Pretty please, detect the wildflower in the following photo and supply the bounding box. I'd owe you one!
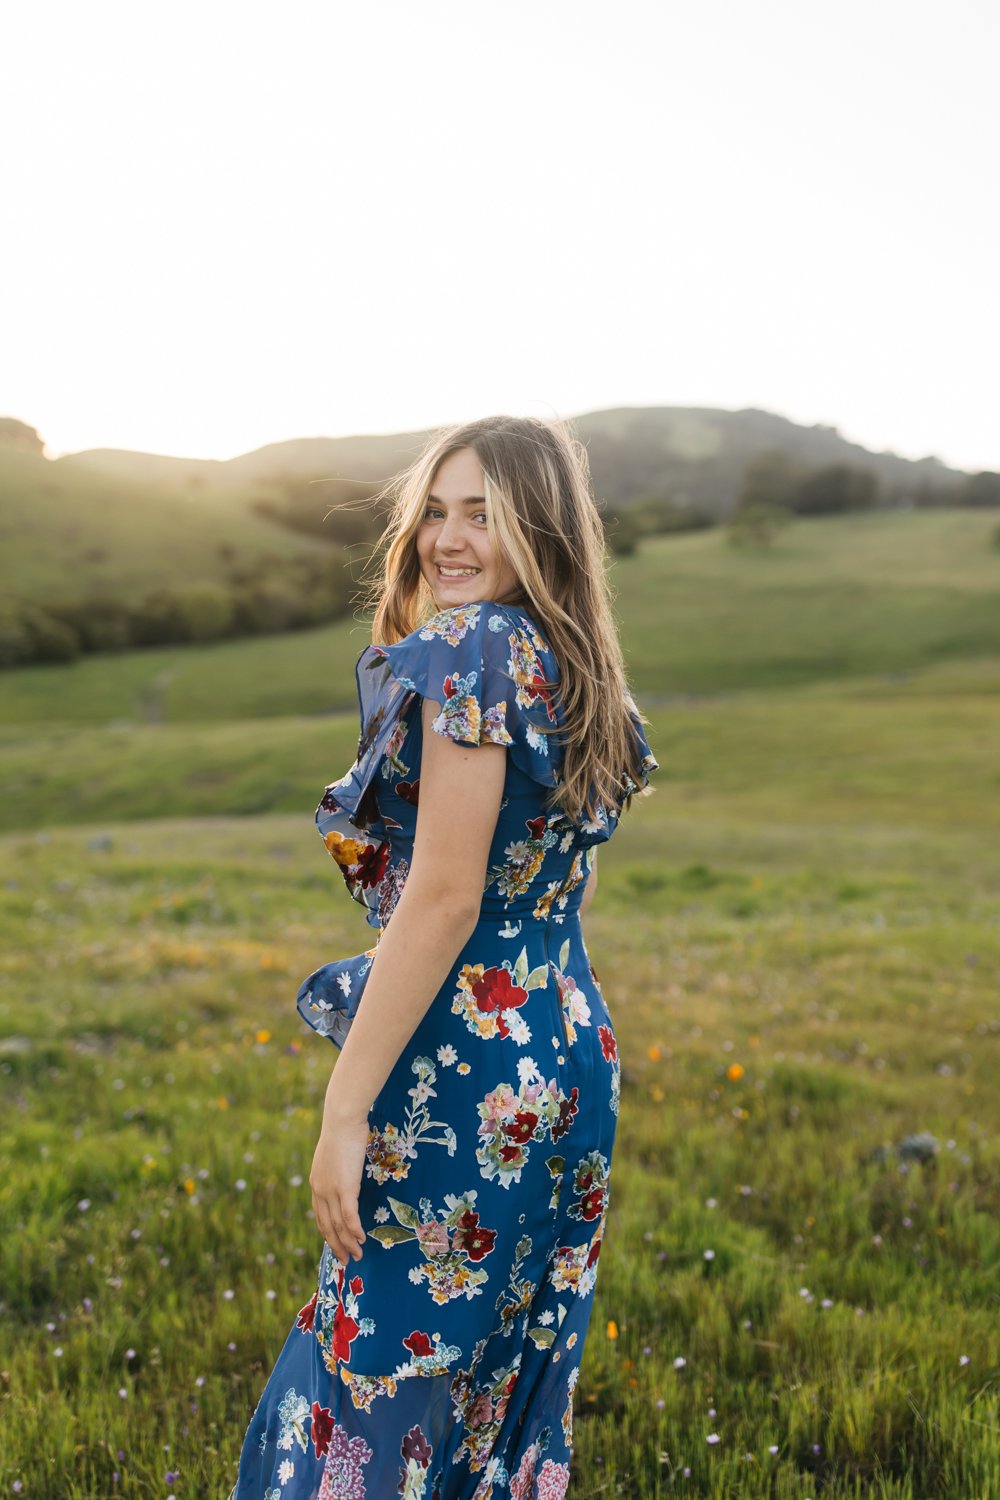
[768,1445,778,1454]
[255,1029,271,1044]
[707,1432,720,1444]
[673,1356,686,1369]
[235,1178,247,1191]
[647,1045,662,1062]
[726,1063,744,1081]
[959,1354,971,1366]
[703,1248,715,1261]
[606,1320,618,1339]
[78,1199,90,1211]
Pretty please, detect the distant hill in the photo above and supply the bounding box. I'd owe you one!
[0,447,322,605]
[58,405,969,518]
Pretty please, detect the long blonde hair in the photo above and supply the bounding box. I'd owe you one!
[353,414,654,827]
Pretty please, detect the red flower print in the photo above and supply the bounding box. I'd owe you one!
[530,671,557,721]
[443,673,460,699]
[472,967,528,1035]
[349,1275,363,1296]
[598,1024,618,1062]
[295,1289,318,1333]
[403,1329,434,1357]
[331,1300,361,1362]
[586,1237,602,1268]
[310,1401,334,1457]
[499,1143,523,1162]
[401,1422,433,1467]
[504,1109,539,1145]
[395,778,420,804]
[356,839,389,889]
[580,1187,606,1222]
[551,1086,579,1142]
[453,1208,497,1262]
[525,815,547,839]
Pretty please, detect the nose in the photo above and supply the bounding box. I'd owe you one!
[436,515,467,552]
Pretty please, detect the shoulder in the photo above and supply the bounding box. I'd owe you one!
[374,599,563,782]
[375,599,560,690]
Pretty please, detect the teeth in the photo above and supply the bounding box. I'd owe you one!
[438,567,480,577]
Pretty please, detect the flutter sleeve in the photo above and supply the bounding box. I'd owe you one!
[371,600,564,790]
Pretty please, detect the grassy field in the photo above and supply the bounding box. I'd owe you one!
[2,510,999,1496]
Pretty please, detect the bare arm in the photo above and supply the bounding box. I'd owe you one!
[310,696,506,1263]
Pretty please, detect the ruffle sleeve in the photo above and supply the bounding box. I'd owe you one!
[372,600,564,788]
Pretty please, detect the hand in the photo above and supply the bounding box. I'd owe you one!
[309,1113,370,1266]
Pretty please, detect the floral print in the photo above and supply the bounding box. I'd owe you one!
[229,599,657,1498]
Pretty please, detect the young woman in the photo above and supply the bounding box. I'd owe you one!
[228,414,658,1499]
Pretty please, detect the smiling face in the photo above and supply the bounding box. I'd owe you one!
[416,446,522,609]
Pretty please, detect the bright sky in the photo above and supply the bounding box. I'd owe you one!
[2,0,997,473]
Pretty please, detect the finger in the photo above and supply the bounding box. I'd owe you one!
[341,1196,366,1247]
[334,1212,363,1263]
[312,1192,347,1264]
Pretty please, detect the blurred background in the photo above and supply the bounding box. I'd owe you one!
[2,3,998,1496]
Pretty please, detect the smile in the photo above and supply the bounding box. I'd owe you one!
[435,566,481,578]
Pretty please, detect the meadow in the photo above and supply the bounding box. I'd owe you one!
[1,509,999,1497]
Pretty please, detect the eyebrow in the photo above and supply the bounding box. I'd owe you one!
[426,495,486,504]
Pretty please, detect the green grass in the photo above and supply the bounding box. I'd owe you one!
[2,508,999,1495]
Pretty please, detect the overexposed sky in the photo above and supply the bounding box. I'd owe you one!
[1,0,997,472]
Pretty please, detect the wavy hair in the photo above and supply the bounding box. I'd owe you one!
[349,413,653,827]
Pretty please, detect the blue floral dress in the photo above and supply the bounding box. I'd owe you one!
[228,599,657,1500]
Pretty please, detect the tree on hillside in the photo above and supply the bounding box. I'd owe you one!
[959,472,1000,507]
[738,448,806,513]
[792,463,880,515]
[251,476,386,545]
[629,493,715,535]
[0,418,44,455]
[727,499,793,549]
